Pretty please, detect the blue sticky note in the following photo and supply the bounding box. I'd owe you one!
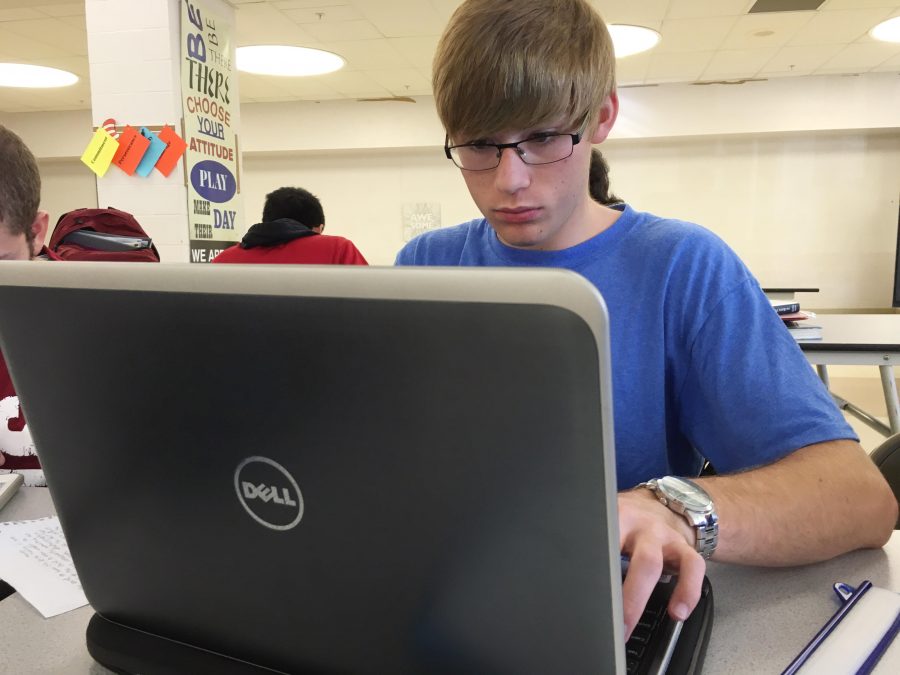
[134,127,168,177]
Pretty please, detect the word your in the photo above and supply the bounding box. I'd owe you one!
[197,117,225,140]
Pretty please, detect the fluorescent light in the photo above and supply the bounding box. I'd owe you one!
[608,24,661,58]
[870,16,900,43]
[0,63,78,88]
[236,45,345,77]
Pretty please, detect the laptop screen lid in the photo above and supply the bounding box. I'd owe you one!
[0,262,623,673]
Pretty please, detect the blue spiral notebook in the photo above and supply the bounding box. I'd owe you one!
[782,581,900,674]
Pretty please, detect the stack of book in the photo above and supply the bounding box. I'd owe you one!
[769,298,823,341]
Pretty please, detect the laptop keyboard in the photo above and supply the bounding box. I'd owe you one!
[625,575,682,675]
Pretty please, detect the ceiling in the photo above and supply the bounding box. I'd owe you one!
[0,0,898,113]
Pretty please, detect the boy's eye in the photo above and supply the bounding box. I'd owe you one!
[527,133,556,144]
[467,143,495,153]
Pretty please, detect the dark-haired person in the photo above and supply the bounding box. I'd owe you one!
[0,124,60,486]
[589,147,622,206]
[212,186,367,265]
[395,0,896,639]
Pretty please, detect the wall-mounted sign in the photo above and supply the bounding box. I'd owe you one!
[402,202,442,242]
[181,0,243,263]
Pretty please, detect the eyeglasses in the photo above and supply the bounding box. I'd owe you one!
[444,116,590,171]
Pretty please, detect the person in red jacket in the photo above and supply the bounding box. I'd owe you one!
[212,186,367,265]
[0,125,60,486]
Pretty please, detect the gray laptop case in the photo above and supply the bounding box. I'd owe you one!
[0,262,624,673]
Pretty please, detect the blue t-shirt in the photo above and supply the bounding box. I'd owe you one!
[395,205,856,488]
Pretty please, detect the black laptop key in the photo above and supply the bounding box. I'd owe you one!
[624,575,714,675]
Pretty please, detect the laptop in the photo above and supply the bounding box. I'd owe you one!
[0,262,711,674]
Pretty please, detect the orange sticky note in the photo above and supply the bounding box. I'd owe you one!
[111,125,151,175]
[155,125,188,177]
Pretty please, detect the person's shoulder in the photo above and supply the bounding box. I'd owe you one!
[395,219,487,266]
[210,243,242,263]
[320,234,368,264]
[318,233,358,247]
[622,206,740,271]
[625,206,723,249]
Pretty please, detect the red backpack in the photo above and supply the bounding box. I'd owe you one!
[49,207,160,262]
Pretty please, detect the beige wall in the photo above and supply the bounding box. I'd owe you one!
[35,159,99,248]
[602,130,900,310]
[3,73,898,309]
[239,131,900,313]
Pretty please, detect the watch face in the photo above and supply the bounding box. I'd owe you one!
[657,476,712,511]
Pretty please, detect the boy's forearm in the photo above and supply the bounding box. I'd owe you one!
[702,439,896,566]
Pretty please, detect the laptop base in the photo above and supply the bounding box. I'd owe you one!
[86,613,285,675]
[86,578,713,675]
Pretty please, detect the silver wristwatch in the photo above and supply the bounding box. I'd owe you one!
[639,476,719,559]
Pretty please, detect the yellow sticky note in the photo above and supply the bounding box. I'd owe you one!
[80,128,119,177]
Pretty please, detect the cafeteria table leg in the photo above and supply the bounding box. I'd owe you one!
[879,365,900,435]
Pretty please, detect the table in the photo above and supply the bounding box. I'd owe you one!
[2,487,899,674]
[0,488,101,674]
[797,313,900,437]
[763,288,820,301]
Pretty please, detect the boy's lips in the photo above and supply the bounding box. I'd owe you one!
[493,206,542,224]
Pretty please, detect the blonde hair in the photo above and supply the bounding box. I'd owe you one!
[433,0,616,141]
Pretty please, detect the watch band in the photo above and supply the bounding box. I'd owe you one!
[640,477,719,559]
[682,507,718,560]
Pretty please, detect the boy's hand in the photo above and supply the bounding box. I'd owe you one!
[617,488,707,639]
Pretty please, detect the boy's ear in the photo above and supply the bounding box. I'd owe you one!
[590,92,619,144]
[29,211,49,257]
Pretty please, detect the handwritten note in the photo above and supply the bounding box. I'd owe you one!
[0,516,88,617]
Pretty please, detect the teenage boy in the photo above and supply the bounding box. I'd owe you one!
[213,186,368,265]
[0,124,59,486]
[395,0,896,638]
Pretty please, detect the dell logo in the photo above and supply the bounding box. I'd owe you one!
[241,481,298,506]
[234,456,304,531]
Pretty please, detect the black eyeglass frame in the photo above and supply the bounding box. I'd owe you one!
[443,115,591,171]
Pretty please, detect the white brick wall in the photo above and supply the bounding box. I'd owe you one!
[83,0,238,262]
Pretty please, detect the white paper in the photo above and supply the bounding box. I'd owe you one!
[0,516,88,617]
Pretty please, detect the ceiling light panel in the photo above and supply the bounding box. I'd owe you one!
[870,16,900,43]
[608,24,661,58]
[0,62,78,87]
[236,45,345,77]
